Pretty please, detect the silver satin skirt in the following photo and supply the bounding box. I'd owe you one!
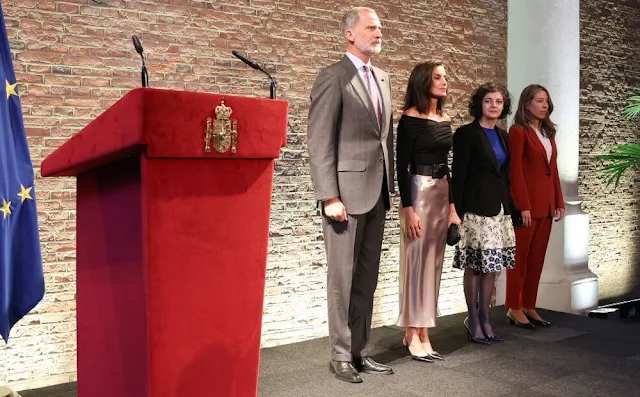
[397,175,449,328]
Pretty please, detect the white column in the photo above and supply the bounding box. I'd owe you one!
[496,0,598,314]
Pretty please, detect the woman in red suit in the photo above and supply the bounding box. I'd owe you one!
[506,84,565,328]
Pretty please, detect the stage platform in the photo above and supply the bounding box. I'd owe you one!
[20,307,640,397]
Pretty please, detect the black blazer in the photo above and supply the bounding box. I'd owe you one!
[451,120,513,218]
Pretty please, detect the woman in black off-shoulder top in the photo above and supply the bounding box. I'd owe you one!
[396,61,461,363]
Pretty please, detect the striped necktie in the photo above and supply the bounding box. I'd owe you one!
[363,65,382,127]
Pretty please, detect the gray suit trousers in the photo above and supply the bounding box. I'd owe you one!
[323,193,386,362]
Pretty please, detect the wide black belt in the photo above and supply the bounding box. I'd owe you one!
[410,163,448,179]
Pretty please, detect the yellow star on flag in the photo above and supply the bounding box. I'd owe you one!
[18,184,33,203]
[1,199,12,219]
[6,79,18,99]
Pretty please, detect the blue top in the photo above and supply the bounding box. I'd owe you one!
[482,127,507,168]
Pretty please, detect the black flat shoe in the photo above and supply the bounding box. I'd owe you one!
[353,357,394,374]
[506,312,535,330]
[403,338,434,363]
[329,360,362,383]
[524,313,552,327]
[464,318,491,345]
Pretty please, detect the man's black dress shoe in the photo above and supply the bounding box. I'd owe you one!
[329,360,362,383]
[353,357,394,375]
[524,313,552,327]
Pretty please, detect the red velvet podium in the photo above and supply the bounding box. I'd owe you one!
[41,88,288,397]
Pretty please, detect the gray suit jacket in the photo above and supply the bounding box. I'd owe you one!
[307,56,395,215]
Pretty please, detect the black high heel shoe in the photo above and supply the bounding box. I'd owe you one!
[463,318,490,345]
[403,338,433,363]
[506,311,535,330]
[481,329,504,343]
[524,312,552,327]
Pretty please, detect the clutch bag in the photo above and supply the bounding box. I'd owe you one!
[511,210,524,228]
[446,223,461,246]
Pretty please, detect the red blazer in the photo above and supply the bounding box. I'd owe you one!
[508,124,564,219]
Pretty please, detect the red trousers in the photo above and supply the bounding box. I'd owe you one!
[505,218,553,310]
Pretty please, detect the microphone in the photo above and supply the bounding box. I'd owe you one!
[232,50,277,99]
[232,50,261,70]
[131,35,149,88]
[132,35,144,55]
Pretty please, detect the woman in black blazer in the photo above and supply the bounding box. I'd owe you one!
[451,83,516,344]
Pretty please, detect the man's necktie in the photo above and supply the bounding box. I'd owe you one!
[363,65,382,128]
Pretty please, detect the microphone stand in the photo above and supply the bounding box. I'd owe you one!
[140,54,149,88]
[263,69,277,100]
[132,35,149,88]
[231,51,277,99]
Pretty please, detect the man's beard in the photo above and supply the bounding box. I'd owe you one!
[355,40,382,56]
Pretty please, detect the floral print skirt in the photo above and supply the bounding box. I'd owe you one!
[453,205,516,273]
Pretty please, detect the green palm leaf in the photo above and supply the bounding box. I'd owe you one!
[598,92,640,187]
[597,143,640,187]
[621,96,640,119]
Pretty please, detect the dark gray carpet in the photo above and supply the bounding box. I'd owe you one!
[19,307,640,397]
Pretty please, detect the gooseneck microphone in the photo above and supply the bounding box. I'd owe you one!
[132,35,143,55]
[232,50,277,99]
[132,35,149,87]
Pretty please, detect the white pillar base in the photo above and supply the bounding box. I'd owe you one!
[536,274,599,314]
[495,268,599,314]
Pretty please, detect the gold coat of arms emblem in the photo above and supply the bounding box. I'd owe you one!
[205,99,238,154]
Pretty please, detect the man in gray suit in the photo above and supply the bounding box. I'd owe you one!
[307,6,395,383]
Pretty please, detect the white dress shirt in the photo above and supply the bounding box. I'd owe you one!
[532,125,552,162]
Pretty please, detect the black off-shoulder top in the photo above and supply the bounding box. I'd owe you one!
[396,115,453,207]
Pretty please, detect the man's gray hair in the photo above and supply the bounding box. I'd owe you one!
[340,7,376,38]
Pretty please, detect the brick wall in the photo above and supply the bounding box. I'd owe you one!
[0,0,636,392]
[579,0,640,304]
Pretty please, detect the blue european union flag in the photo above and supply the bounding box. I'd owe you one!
[0,4,44,343]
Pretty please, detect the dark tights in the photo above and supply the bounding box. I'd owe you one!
[463,268,497,338]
